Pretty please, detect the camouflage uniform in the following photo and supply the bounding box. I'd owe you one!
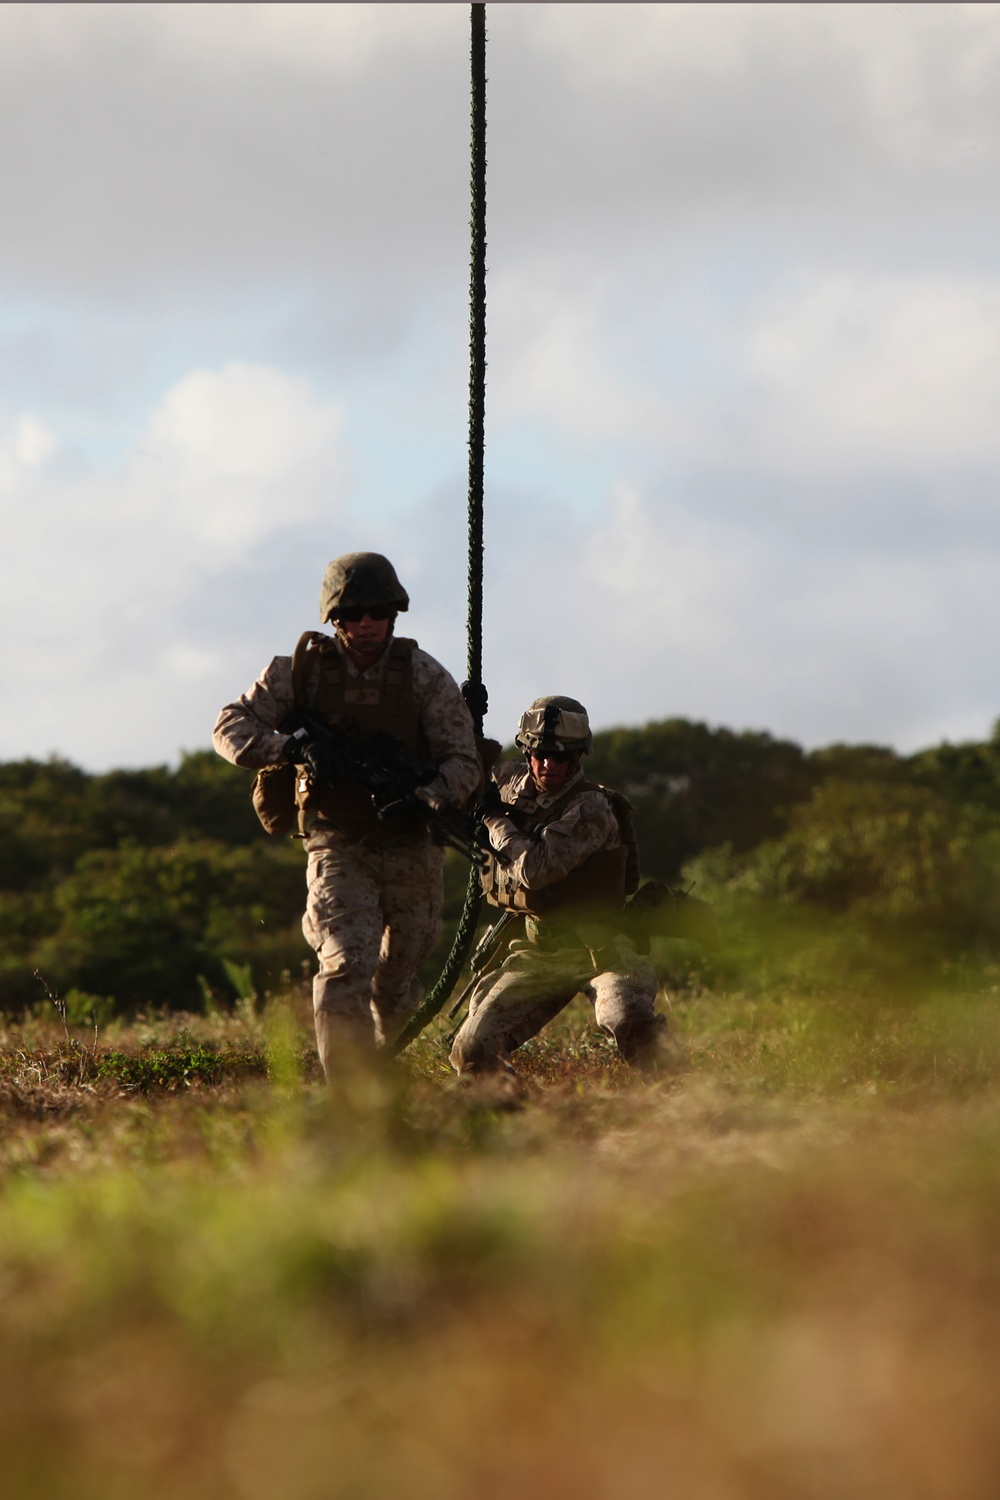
[214,639,480,1072]
[450,759,666,1077]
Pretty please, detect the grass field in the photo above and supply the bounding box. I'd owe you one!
[3,963,1000,1500]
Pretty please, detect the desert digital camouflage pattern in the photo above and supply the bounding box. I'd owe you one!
[212,638,480,808]
[449,930,666,1076]
[515,695,593,754]
[213,631,479,1075]
[450,760,670,1076]
[484,760,621,890]
[303,837,445,1068]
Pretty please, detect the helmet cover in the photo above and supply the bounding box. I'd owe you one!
[515,695,593,755]
[319,552,409,623]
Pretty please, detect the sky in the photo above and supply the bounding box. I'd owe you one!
[2,1,1000,770]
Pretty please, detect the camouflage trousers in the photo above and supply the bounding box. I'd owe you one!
[449,932,666,1077]
[302,832,445,1076]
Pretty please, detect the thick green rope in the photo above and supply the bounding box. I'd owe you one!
[392,4,488,1056]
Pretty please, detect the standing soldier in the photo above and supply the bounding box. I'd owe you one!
[213,552,481,1078]
[450,696,674,1081]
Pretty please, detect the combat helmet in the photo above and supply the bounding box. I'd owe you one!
[515,696,593,755]
[319,552,410,623]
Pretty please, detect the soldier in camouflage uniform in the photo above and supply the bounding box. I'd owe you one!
[213,553,480,1078]
[450,696,672,1080]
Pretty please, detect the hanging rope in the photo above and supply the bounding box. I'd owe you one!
[392,3,488,1056]
[465,0,488,720]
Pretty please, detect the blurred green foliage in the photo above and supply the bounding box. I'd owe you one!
[590,718,1000,999]
[5,720,1000,1015]
[5,967,1000,1497]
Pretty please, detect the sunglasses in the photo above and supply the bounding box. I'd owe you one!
[334,607,394,623]
[532,749,573,763]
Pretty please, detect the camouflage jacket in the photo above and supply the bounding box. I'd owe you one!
[212,635,481,811]
[483,760,621,893]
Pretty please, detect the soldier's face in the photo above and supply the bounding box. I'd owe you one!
[334,609,392,655]
[529,752,573,793]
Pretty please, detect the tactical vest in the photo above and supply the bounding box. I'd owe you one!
[480,771,640,918]
[292,631,431,840]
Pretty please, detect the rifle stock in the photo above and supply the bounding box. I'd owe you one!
[626,881,721,953]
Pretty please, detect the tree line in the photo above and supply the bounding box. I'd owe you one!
[4,718,1000,1015]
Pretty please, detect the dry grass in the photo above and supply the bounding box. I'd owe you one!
[2,976,1000,1499]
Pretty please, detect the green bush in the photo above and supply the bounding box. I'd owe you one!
[7,719,1000,1014]
[739,780,1000,940]
[682,779,1000,1000]
[28,838,308,1014]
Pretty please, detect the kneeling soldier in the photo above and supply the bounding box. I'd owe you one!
[450,696,672,1079]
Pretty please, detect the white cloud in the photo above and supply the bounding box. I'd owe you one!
[139,364,347,549]
[2,4,1000,766]
[489,266,1000,493]
[740,274,1000,472]
[3,3,999,307]
[486,2,1000,261]
[471,479,1000,754]
[0,3,461,79]
[0,364,348,765]
[0,414,58,488]
[0,4,470,299]
[157,2,460,78]
[489,274,672,446]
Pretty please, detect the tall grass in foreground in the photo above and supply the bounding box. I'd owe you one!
[3,963,1000,1499]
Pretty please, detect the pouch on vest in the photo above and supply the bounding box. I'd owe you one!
[251,762,298,836]
[482,843,628,919]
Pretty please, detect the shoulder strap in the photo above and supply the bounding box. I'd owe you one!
[290,630,332,709]
[383,636,416,703]
[542,775,604,823]
[541,779,640,893]
[597,785,641,896]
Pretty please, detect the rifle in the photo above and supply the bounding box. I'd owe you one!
[447,909,521,1021]
[281,706,499,871]
[442,909,523,1043]
[625,881,721,953]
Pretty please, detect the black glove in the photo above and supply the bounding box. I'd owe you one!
[462,680,489,720]
[283,730,325,782]
[477,779,504,817]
